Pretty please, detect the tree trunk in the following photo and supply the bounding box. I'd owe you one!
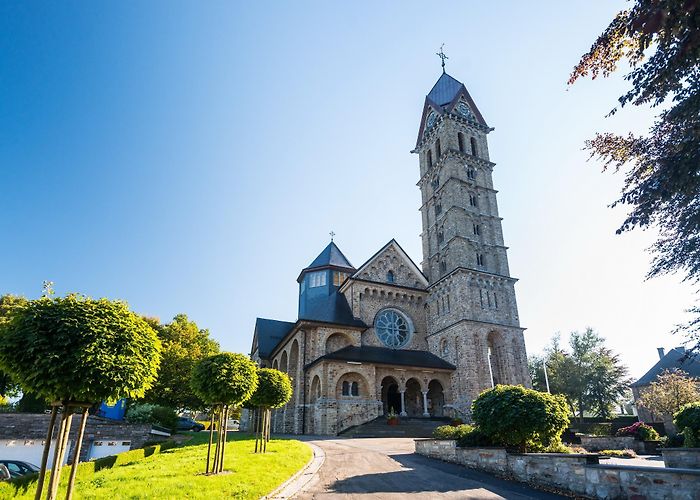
[65,406,89,500]
[48,406,73,500]
[206,410,215,474]
[211,406,222,474]
[34,405,58,500]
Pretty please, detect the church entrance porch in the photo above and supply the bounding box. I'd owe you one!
[404,378,424,417]
[427,379,445,417]
[380,376,401,416]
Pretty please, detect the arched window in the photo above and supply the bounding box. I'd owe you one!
[437,231,444,244]
[351,382,359,396]
[342,381,350,396]
[470,137,478,156]
[458,132,465,153]
[427,150,433,168]
[386,270,395,283]
[440,260,447,274]
[440,338,448,357]
[374,308,414,348]
[469,194,478,207]
[467,168,476,180]
[436,138,441,159]
[476,253,485,266]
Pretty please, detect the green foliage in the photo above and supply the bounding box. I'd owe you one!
[674,401,700,446]
[125,403,178,430]
[539,330,630,421]
[456,427,493,448]
[615,421,660,440]
[432,424,474,440]
[247,368,292,409]
[588,423,613,436]
[16,392,48,413]
[190,352,258,406]
[0,295,161,403]
[472,385,570,452]
[599,449,636,458]
[638,369,700,418]
[0,295,27,398]
[569,1,700,351]
[142,314,220,411]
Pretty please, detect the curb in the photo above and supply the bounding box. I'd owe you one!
[264,441,325,499]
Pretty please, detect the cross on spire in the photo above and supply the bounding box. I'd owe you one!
[329,231,336,242]
[436,44,448,73]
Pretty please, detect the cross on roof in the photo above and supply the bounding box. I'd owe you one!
[436,44,448,73]
[329,231,336,241]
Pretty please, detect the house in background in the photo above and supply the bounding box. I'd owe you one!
[631,346,700,430]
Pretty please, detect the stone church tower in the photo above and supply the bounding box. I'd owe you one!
[414,70,531,416]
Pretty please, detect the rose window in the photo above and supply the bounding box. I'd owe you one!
[374,309,412,349]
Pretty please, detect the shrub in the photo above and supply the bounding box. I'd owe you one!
[126,403,178,430]
[588,423,612,436]
[471,385,570,452]
[615,421,660,441]
[457,427,493,448]
[674,402,700,435]
[433,424,473,440]
[599,449,636,458]
[661,433,685,448]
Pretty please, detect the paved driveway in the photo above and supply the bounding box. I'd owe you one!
[294,438,565,499]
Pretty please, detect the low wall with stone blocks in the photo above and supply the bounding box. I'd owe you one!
[661,448,700,469]
[0,413,158,463]
[415,439,700,499]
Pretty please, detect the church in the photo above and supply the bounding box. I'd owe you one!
[243,67,531,435]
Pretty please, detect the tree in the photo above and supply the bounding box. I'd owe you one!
[142,314,220,411]
[0,294,161,500]
[246,368,292,453]
[674,401,700,446]
[569,1,700,350]
[638,369,700,419]
[191,353,258,475]
[0,295,27,398]
[542,329,631,422]
[471,385,570,452]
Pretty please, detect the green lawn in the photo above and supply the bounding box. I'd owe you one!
[0,433,311,499]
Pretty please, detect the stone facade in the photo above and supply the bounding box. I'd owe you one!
[416,439,700,499]
[244,71,530,436]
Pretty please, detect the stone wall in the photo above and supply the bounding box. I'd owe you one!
[0,413,158,462]
[662,448,700,469]
[581,435,639,452]
[415,439,700,499]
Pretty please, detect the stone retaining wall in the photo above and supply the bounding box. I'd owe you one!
[661,448,700,469]
[0,413,158,462]
[415,439,700,499]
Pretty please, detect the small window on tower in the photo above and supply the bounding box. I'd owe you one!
[436,138,442,159]
[473,223,481,236]
[333,271,348,287]
[437,231,444,244]
[440,261,447,274]
[309,271,327,288]
[467,168,476,180]
[458,132,465,153]
[351,381,359,396]
[342,381,350,396]
[435,203,442,215]
[471,137,478,157]
[386,270,395,283]
[427,150,433,169]
[440,338,448,357]
[476,253,485,266]
[469,194,478,207]
[431,177,439,190]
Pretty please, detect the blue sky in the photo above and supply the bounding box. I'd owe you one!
[1,1,695,379]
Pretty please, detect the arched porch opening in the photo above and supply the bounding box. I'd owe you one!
[380,376,401,416]
[427,380,445,417]
[405,378,423,417]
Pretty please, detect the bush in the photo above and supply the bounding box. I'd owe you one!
[615,421,660,441]
[471,385,570,452]
[674,402,700,434]
[457,427,493,448]
[126,403,178,430]
[433,424,473,440]
[588,423,612,436]
[661,433,685,448]
[599,449,636,458]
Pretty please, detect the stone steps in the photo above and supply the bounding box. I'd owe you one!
[340,417,448,438]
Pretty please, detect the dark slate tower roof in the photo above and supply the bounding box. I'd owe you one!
[631,347,700,387]
[427,73,464,106]
[298,241,355,282]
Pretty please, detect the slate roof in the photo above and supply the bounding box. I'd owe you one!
[299,292,367,328]
[254,318,295,359]
[631,347,700,387]
[427,72,464,107]
[303,242,355,272]
[308,345,455,370]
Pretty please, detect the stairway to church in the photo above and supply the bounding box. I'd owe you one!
[338,417,450,438]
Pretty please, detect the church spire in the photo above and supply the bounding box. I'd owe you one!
[436,44,448,74]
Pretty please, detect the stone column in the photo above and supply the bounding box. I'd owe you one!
[400,390,407,417]
[422,391,430,417]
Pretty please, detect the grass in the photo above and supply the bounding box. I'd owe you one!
[0,432,311,499]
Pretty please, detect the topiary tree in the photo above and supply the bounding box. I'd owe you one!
[472,385,570,452]
[674,401,700,448]
[191,353,258,474]
[0,294,161,500]
[246,368,292,453]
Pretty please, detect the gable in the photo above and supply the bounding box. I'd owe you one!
[352,240,428,289]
